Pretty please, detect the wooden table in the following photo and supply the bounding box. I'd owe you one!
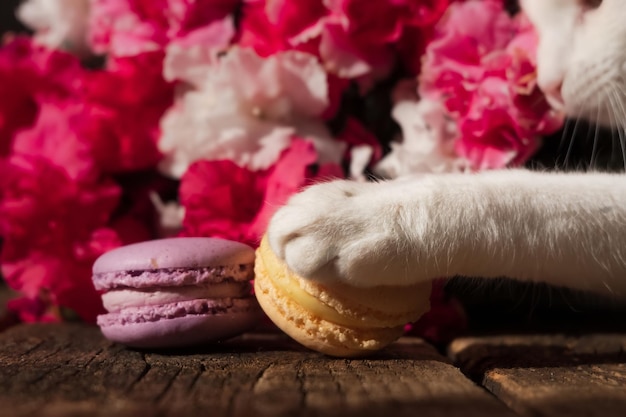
[1,320,626,417]
[2,279,626,417]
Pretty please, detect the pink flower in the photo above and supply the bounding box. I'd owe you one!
[89,0,238,56]
[237,0,322,57]
[0,39,171,322]
[81,52,174,174]
[11,102,98,181]
[0,38,175,323]
[179,159,266,245]
[0,78,37,157]
[179,139,339,247]
[456,77,537,169]
[239,0,450,82]
[419,0,563,170]
[7,296,60,323]
[421,0,516,114]
[0,156,122,322]
[1,38,172,178]
[0,37,83,156]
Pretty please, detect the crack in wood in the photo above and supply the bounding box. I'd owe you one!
[247,358,307,416]
[450,334,626,417]
[295,360,307,411]
[130,352,152,389]
[2,338,45,358]
[187,362,206,393]
[82,348,104,369]
[153,367,183,403]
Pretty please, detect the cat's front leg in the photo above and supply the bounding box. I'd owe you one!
[267,177,447,287]
[268,170,626,296]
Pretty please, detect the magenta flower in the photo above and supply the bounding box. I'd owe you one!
[179,139,340,247]
[89,0,238,56]
[239,0,450,82]
[0,155,121,322]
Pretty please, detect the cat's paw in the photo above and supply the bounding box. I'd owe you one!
[267,180,427,287]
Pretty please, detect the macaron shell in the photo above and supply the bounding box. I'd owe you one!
[254,273,402,357]
[253,235,432,357]
[98,298,261,348]
[93,237,255,274]
[255,236,430,328]
[100,312,260,349]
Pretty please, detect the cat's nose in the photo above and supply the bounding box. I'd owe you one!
[541,80,565,111]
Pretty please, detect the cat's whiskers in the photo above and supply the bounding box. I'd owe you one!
[613,84,626,171]
[604,87,618,162]
[605,90,619,168]
[589,99,602,169]
[557,118,574,170]
[564,110,584,170]
[606,85,626,171]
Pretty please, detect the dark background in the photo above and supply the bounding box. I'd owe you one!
[1,0,27,35]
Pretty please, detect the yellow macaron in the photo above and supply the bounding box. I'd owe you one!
[254,235,432,357]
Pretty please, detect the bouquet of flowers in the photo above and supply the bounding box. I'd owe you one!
[0,0,563,333]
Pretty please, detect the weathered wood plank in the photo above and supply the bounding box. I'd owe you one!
[0,323,514,417]
[449,334,626,417]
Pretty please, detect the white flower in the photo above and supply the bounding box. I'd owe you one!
[375,81,470,178]
[163,16,235,88]
[158,47,345,178]
[17,0,91,56]
[149,192,185,238]
[349,145,374,182]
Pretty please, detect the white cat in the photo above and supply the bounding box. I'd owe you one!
[267,0,626,297]
[522,0,622,125]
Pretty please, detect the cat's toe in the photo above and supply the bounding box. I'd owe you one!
[267,202,336,279]
[267,180,369,281]
[267,205,309,260]
[267,177,442,287]
[281,233,339,281]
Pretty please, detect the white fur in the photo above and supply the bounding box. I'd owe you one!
[521,0,626,125]
[266,0,626,298]
[268,171,626,296]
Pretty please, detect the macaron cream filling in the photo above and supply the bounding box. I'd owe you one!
[102,281,253,312]
[93,265,254,291]
[97,298,256,326]
[256,249,369,328]
[256,238,408,330]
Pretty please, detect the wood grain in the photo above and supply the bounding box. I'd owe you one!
[449,334,626,417]
[0,323,513,417]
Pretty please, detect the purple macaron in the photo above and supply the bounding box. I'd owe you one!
[92,237,261,348]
